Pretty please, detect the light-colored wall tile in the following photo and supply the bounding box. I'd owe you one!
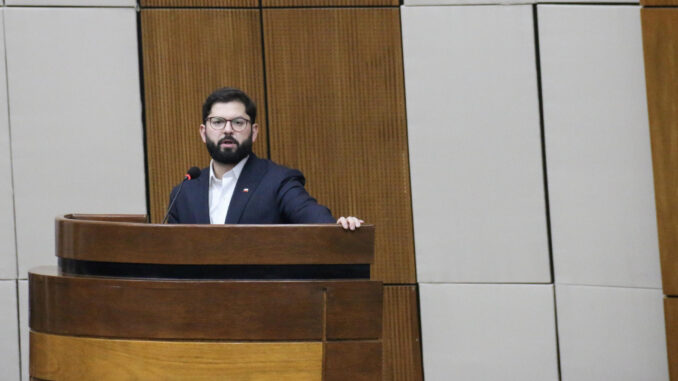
[0,280,21,381]
[403,5,550,283]
[539,5,661,288]
[18,279,27,381]
[6,8,146,278]
[0,10,17,280]
[419,283,559,380]
[405,0,534,5]
[556,284,668,380]
[6,0,135,6]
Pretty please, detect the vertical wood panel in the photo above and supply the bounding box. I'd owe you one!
[642,8,678,295]
[142,9,267,222]
[665,297,678,380]
[141,0,258,7]
[263,8,414,283]
[382,286,423,381]
[641,0,678,6]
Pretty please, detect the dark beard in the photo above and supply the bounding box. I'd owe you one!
[205,133,253,165]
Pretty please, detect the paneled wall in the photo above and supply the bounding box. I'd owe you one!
[642,3,678,379]
[403,2,668,381]
[0,1,669,380]
[539,5,667,379]
[0,2,147,380]
[140,2,421,380]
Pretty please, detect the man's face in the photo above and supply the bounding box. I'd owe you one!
[200,101,258,165]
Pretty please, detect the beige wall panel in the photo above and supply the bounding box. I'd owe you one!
[7,0,134,5]
[539,5,661,288]
[556,285,668,380]
[419,283,559,380]
[142,9,267,223]
[0,281,20,381]
[31,332,322,380]
[403,5,549,283]
[0,9,16,280]
[263,8,413,283]
[382,286,423,381]
[6,8,146,277]
[19,279,27,381]
[642,9,678,295]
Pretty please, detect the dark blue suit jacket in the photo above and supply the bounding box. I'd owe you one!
[167,154,335,224]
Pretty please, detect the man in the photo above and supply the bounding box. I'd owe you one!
[167,87,363,230]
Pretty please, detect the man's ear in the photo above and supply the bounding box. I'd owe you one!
[251,123,259,143]
[199,124,207,143]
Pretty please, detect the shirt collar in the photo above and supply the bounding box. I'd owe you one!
[209,155,250,185]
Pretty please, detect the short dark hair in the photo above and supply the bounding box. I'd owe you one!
[202,87,257,124]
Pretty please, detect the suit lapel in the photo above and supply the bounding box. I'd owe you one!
[225,154,266,223]
[194,168,210,224]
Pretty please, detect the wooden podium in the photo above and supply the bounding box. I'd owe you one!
[29,214,382,381]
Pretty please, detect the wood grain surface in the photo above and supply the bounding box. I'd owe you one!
[30,331,323,381]
[141,9,267,223]
[324,341,383,381]
[641,0,678,6]
[263,0,398,6]
[642,9,678,295]
[142,0,258,6]
[326,281,383,339]
[30,267,382,341]
[68,214,148,223]
[263,8,414,283]
[382,286,423,381]
[666,297,678,380]
[56,215,374,265]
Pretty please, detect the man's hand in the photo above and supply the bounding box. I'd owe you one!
[336,216,364,231]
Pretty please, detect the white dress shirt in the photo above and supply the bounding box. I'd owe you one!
[208,156,249,224]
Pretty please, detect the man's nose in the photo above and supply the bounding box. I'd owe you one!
[223,120,234,133]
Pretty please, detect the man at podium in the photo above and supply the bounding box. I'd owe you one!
[167,87,362,230]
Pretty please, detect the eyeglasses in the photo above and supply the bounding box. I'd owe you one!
[206,116,251,132]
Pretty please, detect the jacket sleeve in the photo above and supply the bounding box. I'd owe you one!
[276,169,335,224]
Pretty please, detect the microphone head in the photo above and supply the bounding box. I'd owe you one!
[186,166,201,180]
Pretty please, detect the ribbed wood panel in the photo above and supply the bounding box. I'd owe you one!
[141,0,257,6]
[30,332,322,380]
[262,0,398,6]
[382,286,423,381]
[665,297,678,380]
[642,9,678,295]
[263,8,414,283]
[141,9,267,223]
[641,0,678,6]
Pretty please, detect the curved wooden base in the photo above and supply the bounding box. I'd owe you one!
[30,331,322,380]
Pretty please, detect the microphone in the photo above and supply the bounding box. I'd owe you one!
[163,167,201,224]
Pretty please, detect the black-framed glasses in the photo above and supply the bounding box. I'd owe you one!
[206,116,251,132]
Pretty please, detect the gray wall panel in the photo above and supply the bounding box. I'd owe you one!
[18,279,26,381]
[419,283,559,380]
[0,10,16,280]
[403,5,550,283]
[7,0,135,5]
[6,8,146,277]
[556,284,668,380]
[0,280,20,381]
[539,5,661,288]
